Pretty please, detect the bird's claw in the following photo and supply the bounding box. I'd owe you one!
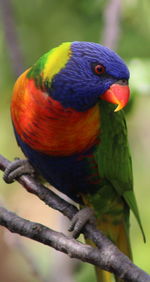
[3,158,35,183]
[68,207,96,238]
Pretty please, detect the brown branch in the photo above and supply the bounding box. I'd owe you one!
[0,154,150,282]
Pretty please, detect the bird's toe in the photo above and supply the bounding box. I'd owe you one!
[3,158,35,183]
[68,207,96,238]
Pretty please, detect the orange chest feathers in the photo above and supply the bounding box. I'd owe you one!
[11,72,101,156]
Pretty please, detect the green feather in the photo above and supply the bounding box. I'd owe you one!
[82,99,145,282]
[123,190,146,242]
[93,100,145,241]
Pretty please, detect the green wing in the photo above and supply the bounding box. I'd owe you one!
[94,100,145,241]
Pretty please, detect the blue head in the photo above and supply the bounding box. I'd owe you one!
[47,41,130,111]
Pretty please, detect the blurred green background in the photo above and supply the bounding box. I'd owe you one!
[0,0,150,281]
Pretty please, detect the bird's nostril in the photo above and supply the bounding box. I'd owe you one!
[122,79,128,85]
[116,79,128,86]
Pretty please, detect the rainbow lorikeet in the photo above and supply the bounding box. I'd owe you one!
[5,42,145,281]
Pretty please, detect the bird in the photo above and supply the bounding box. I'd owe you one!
[4,41,145,282]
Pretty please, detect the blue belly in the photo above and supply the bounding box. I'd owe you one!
[15,131,100,202]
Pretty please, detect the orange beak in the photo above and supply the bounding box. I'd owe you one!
[100,84,130,112]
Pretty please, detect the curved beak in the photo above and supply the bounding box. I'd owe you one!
[100,82,130,112]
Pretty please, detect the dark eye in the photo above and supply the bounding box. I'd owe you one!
[92,63,105,75]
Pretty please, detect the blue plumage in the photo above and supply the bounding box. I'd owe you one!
[49,42,129,111]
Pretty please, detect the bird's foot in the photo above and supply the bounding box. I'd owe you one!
[68,207,96,238]
[3,158,35,183]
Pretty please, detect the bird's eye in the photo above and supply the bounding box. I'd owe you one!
[92,64,105,75]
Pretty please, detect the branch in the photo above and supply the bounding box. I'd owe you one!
[0,0,24,77]
[0,154,150,282]
[0,205,122,271]
[102,0,122,50]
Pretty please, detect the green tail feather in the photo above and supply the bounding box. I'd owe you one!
[123,190,146,242]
